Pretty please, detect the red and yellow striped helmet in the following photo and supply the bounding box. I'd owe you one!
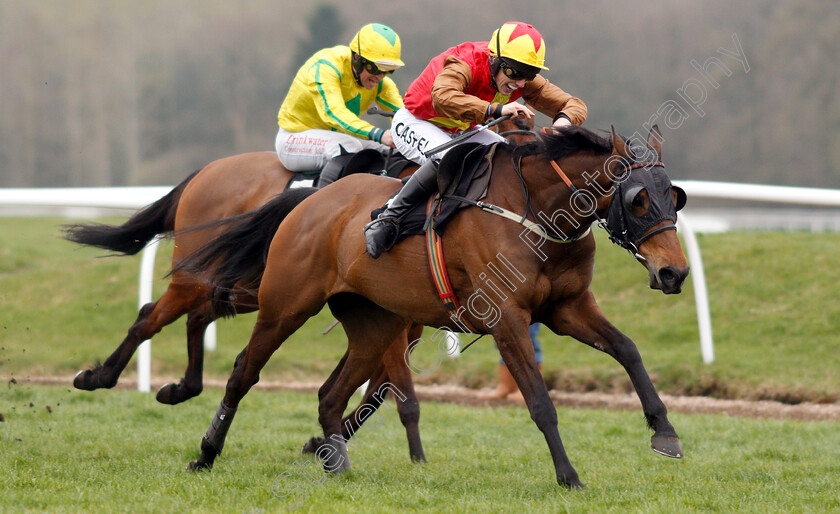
[488,21,549,71]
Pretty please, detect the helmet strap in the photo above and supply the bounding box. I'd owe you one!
[351,30,366,86]
[489,27,504,91]
[350,51,364,86]
[488,56,502,91]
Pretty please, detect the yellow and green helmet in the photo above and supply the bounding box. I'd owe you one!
[349,23,404,71]
[488,21,549,71]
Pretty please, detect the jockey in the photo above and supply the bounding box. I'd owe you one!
[275,23,405,187]
[364,21,587,258]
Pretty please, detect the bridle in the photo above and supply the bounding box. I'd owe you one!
[442,130,678,260]
[608,161,677,246]
[547,158,677,263]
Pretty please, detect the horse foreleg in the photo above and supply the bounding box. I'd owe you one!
[494,316,584,489]
[547,291,682,459]
[74,282,203,391]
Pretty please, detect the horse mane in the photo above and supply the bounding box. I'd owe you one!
[509,125,612,161]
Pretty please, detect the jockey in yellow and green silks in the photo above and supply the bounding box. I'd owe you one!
[275,23,405,177]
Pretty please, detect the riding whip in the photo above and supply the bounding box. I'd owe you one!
[422,115,512,159]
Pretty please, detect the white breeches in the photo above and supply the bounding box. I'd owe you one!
[390,107,506,165]
[275,127,390,172]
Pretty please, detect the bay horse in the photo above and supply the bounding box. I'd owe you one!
[64,151,383,400]
[61,117,530,463]
[183,124,689,489]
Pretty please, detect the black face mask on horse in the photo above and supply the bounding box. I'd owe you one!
[604,143,687,257]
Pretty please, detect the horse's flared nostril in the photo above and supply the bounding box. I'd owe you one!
[659,267,677,285]
[658,266,689,293]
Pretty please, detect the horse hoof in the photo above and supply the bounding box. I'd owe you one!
[558,476,586,489]
[73,370,95,390]
[651,434,683,458]
[156,381,201,405]
[301,437,323,455]
[319,440,351,474]
[187,459,213,472]
[156,383,177,404]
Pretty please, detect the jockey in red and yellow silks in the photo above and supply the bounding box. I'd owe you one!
[365,21,588,258]
[274,23,404,181]
[403,41,515,132]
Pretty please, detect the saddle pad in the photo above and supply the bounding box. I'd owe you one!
[285,172,319,191]
[284,150,412,192]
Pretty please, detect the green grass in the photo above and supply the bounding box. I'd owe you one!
[1,385,838,513]
[1,217,839,403]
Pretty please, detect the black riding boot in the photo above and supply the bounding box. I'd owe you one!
[316,156,344,189]
[363,159,439,258]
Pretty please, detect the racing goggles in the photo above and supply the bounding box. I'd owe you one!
[500,58,539,81]
[360,58,394,75]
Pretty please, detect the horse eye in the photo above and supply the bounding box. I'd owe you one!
[628,188,650,215]
[632,191,647,208]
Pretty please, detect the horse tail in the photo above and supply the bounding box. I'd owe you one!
[171,187,319,317]
[62,170,200,255]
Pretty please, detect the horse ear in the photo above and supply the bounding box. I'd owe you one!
[611,125,633,160]
[672,185,687,211]
[647,124,663,159]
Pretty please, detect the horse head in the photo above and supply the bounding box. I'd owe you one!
[606,125,689,293]
[522,124,689,294]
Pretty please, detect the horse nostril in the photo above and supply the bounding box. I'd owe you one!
[658,267,680,288]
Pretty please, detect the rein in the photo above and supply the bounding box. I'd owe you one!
[629,162,665,169]
[439,134,592,244]
[440,136,674,258]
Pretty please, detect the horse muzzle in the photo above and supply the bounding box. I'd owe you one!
[650,265,690,294]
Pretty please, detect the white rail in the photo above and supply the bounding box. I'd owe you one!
[3,181,840,388]
[675,180,840,205]
[675,215,714,363]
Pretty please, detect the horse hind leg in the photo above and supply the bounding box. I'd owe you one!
[304,356,424,461]
[161,290,260,404]
[155,302,215,405]
[74,281,204,391]
[188,308,318,472]
[307,324,425,462]
[302,350,353,454]
[382,324,425,462]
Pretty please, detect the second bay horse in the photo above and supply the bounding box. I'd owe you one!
[63,148,428,461]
